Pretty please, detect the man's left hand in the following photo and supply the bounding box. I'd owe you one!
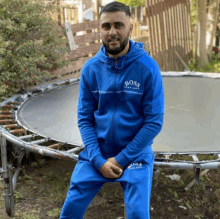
[108,157,123,170]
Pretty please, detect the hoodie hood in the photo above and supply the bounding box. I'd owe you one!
[95,39,146,71]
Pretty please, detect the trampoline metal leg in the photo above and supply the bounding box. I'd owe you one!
[12,151,25,192]
[124,204,128,219]
[0,131,15,217]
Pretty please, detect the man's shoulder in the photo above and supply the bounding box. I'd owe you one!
[133,54,162,82]
[136,53,160,71]
[82,56,99,72]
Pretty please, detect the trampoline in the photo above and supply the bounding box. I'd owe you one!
[1,72,220,216]
[17,74,220,153]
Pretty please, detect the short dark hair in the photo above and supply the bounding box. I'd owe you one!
[99,2,131,18]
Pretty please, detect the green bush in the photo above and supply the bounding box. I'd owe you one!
[199,55,220,73]
[118,0,145,8]
[0,0,68,99]
[189,55,220,73]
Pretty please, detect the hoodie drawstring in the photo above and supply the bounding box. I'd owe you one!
[116,58,125,69]
[104,58,112,68]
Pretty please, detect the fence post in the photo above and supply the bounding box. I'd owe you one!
[65,22,76,51]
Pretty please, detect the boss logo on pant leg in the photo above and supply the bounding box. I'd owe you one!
[127,162,143,169]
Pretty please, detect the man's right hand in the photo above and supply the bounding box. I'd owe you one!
[99,161,123,179]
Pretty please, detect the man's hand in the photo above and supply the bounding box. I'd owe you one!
[107,157,123,170]
[99,160,123,179]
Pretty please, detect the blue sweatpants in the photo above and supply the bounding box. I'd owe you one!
[60,153,154,219]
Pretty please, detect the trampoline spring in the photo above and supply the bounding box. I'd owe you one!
[3,124,17,129]
[10,129,25,134]
[7,101,20,105]
[48,143,63,149]
[0,115,12,119]
[0,110,11,114]
[0,119,13,124]
[62,142,82,148]
[1,105,14,109]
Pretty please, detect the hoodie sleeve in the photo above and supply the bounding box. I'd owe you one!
[115,61,164,168]
[77,72,107,170]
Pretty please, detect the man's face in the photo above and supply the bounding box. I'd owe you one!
[100,11,133,55]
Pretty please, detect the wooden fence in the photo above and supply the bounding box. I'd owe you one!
[144,0,193,71]
[50,19,150,81]
[50,20,102,80]
[50,0,193,79]
[100,0,193,71]
[130,6,148,38]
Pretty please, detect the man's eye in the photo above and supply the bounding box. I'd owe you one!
[102,24,110,29]
[115,23,123,28]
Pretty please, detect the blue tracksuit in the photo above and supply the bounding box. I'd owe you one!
[60,40,164,219]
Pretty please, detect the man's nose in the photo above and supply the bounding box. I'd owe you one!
[109,26,117,36]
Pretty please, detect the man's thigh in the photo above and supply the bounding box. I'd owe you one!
[119,153,155,219]
[60,160,107,219]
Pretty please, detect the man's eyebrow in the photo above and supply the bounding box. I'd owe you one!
[101,22,124,26]
[101,22,110,26]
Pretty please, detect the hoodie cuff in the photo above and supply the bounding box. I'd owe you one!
[115,152,130,169]
[91,153,107,170]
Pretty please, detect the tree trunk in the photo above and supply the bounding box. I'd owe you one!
[197,0,209,68]
[57,0,61,26]
[206,0,220,60]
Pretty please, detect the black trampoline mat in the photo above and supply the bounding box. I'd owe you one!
[17,83,82,145]
[17,77,220,152]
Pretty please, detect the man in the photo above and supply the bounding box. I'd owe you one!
[60,2,164,219]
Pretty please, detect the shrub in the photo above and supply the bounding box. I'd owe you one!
[118,0,145,8]
[0,0,68,99]
[199,55,220,73]
[189,55,220,73]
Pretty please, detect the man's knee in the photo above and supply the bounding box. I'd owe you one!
[125,203,150,219]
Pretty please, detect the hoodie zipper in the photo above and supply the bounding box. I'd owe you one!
[112,61,118,156]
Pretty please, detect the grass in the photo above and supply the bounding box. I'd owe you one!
[46,208,60,217]
[42,170,71,202]
[150,167,220,218]
[1,152,220,218]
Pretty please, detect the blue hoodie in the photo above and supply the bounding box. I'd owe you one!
[77,39,164,170]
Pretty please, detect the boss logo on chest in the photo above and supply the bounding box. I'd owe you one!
[124,80,140,90]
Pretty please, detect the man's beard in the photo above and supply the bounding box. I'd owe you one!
[103,33,130,55]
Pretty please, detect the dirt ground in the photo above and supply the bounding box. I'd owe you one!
[1,153,220,219]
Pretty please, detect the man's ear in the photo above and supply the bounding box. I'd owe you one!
[130,23,133,36]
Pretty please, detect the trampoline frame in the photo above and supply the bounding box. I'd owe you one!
[1,72,220,217]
